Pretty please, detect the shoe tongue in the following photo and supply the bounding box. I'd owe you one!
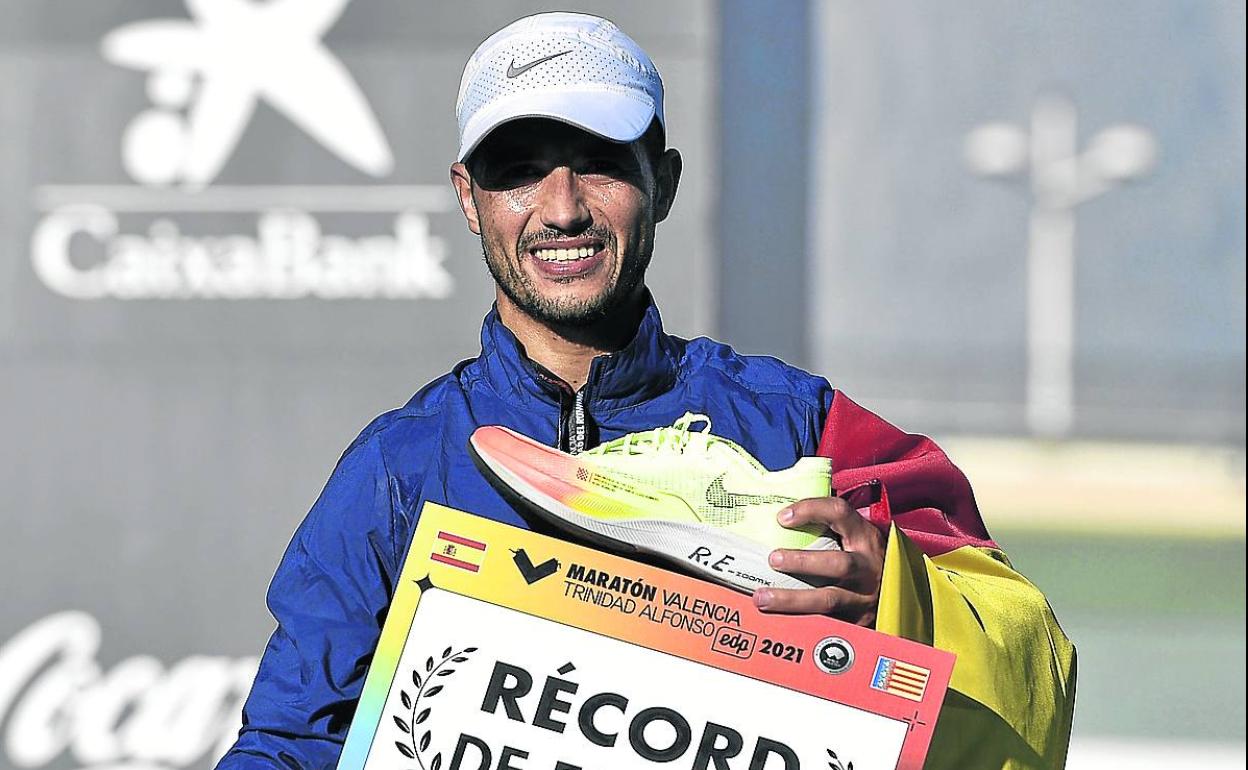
[585,426,672,455]
[688,432,752,465]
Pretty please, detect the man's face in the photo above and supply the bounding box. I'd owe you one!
[451,119,679,326]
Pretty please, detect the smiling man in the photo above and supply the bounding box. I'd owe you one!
[452,117,672,378]
[218,12,1074,770]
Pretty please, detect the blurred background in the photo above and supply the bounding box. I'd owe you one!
[0,1,1242,768]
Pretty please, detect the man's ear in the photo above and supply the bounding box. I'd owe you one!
[653,148,682,223]
[450,162,481,235]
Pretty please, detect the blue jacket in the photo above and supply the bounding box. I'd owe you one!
[218,301,834,768]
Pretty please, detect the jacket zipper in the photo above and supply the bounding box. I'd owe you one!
[534,361,593,455]
[555,384,592,455]
[570,388,588,454]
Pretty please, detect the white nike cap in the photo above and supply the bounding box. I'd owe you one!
[455,12,665,163]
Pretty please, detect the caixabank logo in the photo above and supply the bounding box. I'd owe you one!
[30,0,454,301]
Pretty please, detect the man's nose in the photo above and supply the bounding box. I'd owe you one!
[538,167,591,233]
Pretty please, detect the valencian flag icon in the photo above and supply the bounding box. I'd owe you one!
[870,657,931,702]
[430,531,488,573]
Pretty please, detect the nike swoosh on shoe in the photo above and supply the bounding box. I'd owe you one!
[705,474,796,509]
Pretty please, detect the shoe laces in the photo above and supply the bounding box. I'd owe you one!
[586,412,714,456]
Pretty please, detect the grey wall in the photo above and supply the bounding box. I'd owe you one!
[716,0,812,367]
[806,1,1245,442]
[0,3,715,768]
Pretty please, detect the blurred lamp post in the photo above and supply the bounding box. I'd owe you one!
[964,93,1157,439]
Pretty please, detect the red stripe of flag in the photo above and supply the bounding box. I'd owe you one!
[889,685,925,697]
[889,674,924,687]
[890,671,926,684]
[437,531,487,551]
[818,393,999,558]
[430,553,482,572]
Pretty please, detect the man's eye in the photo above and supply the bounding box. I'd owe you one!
[581,158,625,175]
[483,162,544,185]
[503,163,544,179]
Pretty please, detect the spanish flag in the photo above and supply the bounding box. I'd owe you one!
[430,531,488,573]
[820,394,1077,770]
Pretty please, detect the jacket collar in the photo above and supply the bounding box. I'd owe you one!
[477,296,681,412]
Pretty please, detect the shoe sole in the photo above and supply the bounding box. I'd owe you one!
[469,433,837,594]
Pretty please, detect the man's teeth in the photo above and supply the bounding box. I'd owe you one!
[533,246,597,261]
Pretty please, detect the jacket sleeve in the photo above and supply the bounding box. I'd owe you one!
[216,432,407,770]
[819,392,1077,770]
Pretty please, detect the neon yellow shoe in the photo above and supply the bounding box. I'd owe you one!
[469,413,839,592]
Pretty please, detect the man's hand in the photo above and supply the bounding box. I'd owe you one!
[753,497,887,627]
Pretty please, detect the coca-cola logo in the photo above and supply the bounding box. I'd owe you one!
[0,612,258,770]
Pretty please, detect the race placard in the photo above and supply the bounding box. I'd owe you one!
[338,503,954,770]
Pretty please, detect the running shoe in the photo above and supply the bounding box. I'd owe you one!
[469,413,840,592]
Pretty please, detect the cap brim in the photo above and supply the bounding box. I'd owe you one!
[457,86,657,162]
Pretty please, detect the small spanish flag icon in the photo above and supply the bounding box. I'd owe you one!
[430,531,488,573]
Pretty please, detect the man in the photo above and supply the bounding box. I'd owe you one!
[218,12,1074,769]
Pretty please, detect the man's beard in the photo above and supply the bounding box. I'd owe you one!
[482,225,652,327]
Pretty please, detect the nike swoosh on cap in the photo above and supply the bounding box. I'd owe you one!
[507,50,573,78]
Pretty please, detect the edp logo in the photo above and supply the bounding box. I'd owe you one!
[710,626,757,660]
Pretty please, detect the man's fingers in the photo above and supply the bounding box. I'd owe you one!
[766,498,886,626]
[779,496,859,531]
[753,585,864,618]
[768,548,857,583]
[778,496,880,551]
